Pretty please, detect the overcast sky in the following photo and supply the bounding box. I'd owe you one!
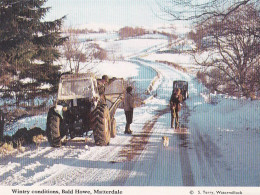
[44,0,171,28]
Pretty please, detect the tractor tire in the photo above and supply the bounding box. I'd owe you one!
[110,118,117,138]
[46,107,64,147]
[92,104,111,146]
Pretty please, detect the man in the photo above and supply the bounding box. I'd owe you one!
[170,88,182,129]
[124,86,134,134]
[97,75,109,103]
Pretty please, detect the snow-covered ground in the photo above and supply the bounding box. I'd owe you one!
[1,31,259,195]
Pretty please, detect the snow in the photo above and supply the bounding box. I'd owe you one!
[193,98,260,133]
[97,37,168,59]
[144,53,194,66]
[5,114,47,136]
[20,77,37,84]
[39,83,53,90]
[0,28,259,195]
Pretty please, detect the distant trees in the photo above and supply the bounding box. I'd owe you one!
[118,27,147,39]
[118,26,178,49]
[0,0,66,117]
[158,0,260,98]
[66,28,107,34]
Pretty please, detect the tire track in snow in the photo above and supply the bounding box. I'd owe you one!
[177,102,195,186]
[193,125,224,186]
[35,132,134,185]
[111,57,195,186]
[111,107,169,186]
[35,143,122,185]
[140,57,195,186]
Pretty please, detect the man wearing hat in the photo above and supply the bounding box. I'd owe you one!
[97,75,109,103]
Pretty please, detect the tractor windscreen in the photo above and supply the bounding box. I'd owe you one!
[58,78,95,100]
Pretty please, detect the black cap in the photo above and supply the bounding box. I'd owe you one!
[126,86,132,92]
[102,75,109,82]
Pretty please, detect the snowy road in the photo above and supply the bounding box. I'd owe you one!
[1,44,259,188]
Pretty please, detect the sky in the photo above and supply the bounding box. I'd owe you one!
[44,0,171,29]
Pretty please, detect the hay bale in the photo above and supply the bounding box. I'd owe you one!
[12,128,30,148]
[27,127,46,144]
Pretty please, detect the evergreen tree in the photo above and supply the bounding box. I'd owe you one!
[0,0,67,106]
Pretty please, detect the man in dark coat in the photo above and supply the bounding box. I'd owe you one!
[124,86,134,134]
[170,88,182,129]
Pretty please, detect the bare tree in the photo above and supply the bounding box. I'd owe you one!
[157,0,260,98]
[156,0,259,22]
[192,4,260,98]
[62,31,107,73]
[63,33,88,73]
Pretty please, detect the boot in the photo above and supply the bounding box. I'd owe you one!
[124,123,132,134]
[126,129,133,134]
[124,130,132,134]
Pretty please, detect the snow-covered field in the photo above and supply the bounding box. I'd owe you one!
[1,31,259,195]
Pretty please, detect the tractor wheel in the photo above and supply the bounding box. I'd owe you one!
[92,104,111,146]
[46,107,64,147]
[110,118,117,138]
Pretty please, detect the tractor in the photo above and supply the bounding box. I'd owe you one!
[46,73,124,147]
